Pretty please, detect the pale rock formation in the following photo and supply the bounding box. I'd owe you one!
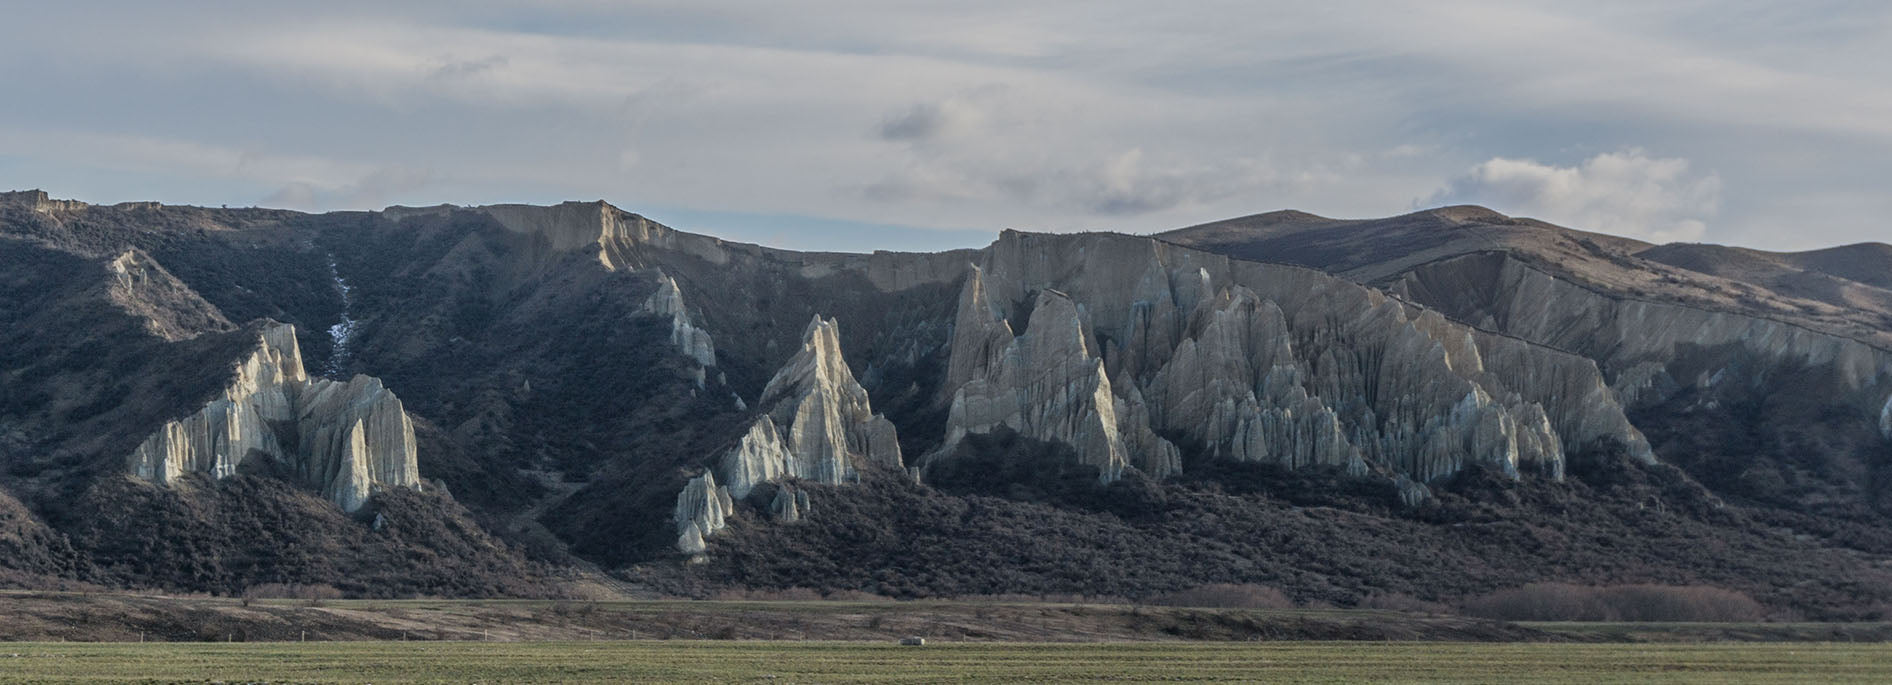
[1882,394,1892,440]
[673,471,733,556]
[1393,476,1433,507]
[2,189,87,213]
[481,201,734,272]
[642,271,717,372]
[125,323,420,512]
[102,249,233,342]
[1115,386,1182,477]
[1144,288,1361,474]
[481,203,724,378]
[480,205,1664,501]
[295,375,419,513]
[938,272,1180,481]
[770,486,811,522]
[740,315,902,490]
[1394,253,1892,443]
[674,315,900,552]
[931,230,1650,497]
[478,199,980,293]
[719,416,791,501]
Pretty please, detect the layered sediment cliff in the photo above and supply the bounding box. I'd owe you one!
[675,316,900,552]
[125,323,420,512]
[643,271,717,381]
[931,231,1649,492]
[1393,252,1892,440]
[939,270,1179,480]
[372,201,1656,506]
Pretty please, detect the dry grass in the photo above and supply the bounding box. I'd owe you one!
[3,641,1891,684]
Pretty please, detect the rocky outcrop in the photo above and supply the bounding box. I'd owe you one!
[938,273,1179,481]
[643,271,717,377]
[737,315,901,492]
[467,203,1657,501]
[1393,252,1892,443]
[1,189,87,214]
[1143,288,1363,474]
[481,201,737,272]
[931,230,1650,495]
[1881,394,1892,441]
[673,471,733,556]
[103,249,234,342]
[125,323,420,512]
[770,486,811,522]
[674,315,900,552]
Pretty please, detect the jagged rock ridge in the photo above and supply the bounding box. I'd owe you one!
[126,322,421,512]
[675,316,900,553]
[1391,252,1892,447]
[14,190,1892,613]
[937,268,1179,481]
[642,271,718,383]
[932,231,1648,494]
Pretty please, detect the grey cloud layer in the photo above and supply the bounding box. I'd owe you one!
[0,1,1887,250]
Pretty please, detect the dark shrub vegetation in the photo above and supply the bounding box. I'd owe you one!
[1460,582,1766,622]
[1149,583,1296,610]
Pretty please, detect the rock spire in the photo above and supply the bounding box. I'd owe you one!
[126,323,420,512]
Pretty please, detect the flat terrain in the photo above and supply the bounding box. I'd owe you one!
[0,591,1557,643]
[3,641,1891,683]
[5,592,1892,645]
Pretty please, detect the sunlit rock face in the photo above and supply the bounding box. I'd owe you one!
[675,315,900,552]
[673,471,732,556]
[472,203,1656,503]
[1880,394,1892,441]
[1392,252,1892,447]
[126,323,419,512]
[938,271,1178,481]
[480,200,736,273]
[929,231,1650,494]
[643,271,717,380]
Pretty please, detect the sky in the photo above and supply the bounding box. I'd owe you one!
[1,1,1887,252]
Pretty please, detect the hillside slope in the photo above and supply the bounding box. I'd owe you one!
[1166,207,1892,530]
[4,191,1890,616]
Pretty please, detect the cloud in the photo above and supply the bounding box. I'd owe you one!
[877,103,952,142]
[2,2,1890,248]
[875,90,1002,143]
[1430,150,1722,243]
[861,146,1298,219]
[1075,149,1288,216]
[428,55,509,81]
[262,166,434,211]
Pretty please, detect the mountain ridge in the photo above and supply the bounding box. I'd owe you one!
[3,191,1889,616]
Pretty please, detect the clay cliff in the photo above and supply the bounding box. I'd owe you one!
[1394,253,1892,422]
[10,190,1892,615]
[643,271,718,383]
[1167,207,1892,514]
[927,230,1644,497]
[675,315,901,553]
[126,322,421,512]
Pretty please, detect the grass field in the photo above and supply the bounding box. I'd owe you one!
[2,641,1889,684]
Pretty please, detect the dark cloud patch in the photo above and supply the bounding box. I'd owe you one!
[429,55,509,80]
[858,148,1284,219]
[877,103,947,141]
